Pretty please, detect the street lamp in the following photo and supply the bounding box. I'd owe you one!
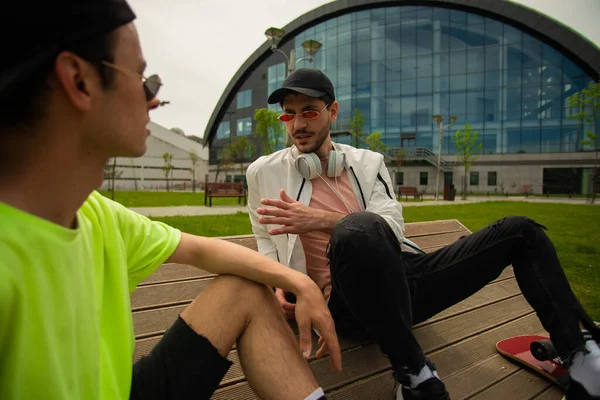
[264,27,323,76]
[432,115,457,200]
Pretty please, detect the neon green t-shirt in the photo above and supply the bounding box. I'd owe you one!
[0,191,181,399]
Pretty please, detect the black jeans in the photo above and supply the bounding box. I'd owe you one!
[326,211,599,379]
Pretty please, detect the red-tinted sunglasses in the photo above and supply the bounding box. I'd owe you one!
[278,104,330,123]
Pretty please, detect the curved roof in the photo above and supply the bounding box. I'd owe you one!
[203,0,600,145]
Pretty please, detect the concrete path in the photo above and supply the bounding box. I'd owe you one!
[131,196,596,217]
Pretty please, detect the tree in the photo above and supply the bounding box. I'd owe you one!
[103,158,123,200]
[214,148,233,182]
[254,108,285,155]
[348,108,367,148]
[452,123,482,200]
[189,150,200,192]
[568,81,600,203]
[225,136,256,178]
[364,131,388,153]
[161,152,174,191]
[394,148,407,168]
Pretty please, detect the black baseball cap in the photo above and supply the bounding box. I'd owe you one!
[267,68,335,104]
[0,0,136,94]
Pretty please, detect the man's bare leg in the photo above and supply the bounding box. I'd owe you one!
[180,274,320,399]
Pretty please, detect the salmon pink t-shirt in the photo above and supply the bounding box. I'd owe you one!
[299,158,360,301]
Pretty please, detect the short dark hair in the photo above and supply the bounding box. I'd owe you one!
[0,31,117,133]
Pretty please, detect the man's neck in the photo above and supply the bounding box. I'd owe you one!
[0,134,106,228]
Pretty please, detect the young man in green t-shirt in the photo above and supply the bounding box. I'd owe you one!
[0,1,341,399]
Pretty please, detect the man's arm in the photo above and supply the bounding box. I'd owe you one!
[257,189,345,235]
[246,162,280,260]
[166,233,342,370]
[365,159,405,242]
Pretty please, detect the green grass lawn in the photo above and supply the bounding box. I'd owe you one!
[152,202,600,320]
[98,190,242,207]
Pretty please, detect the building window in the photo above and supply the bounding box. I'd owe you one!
[488,171,497,186]
[470,171,479,186]
[237,117,252,136]
[237,90,252,109]
[396,171,404,185]
[268,63,286,102]
[420,172,428,185]
[216,121,230,140]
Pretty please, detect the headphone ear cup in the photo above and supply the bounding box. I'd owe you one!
[327,150,345,178]
[295,153,321,179]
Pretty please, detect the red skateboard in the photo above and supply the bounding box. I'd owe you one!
[496,335,569,388]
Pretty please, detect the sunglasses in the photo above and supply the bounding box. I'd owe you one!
[101,61,162,101]
[278,103,330,123]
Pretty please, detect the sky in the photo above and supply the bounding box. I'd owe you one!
[127,0,600,140]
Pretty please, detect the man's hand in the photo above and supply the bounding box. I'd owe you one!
[293,279,342,371]
[274,288,296,320]
[257,189,343,235]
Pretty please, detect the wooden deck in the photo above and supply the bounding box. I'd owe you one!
[132,220,566,400]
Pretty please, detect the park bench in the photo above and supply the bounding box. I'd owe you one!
[132,220,565,399]
[398,186,423,201]
[204,182,247,207]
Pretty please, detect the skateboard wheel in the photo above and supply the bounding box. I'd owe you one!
[531,339,558,361]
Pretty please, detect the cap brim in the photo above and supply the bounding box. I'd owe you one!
[267,87,327,104]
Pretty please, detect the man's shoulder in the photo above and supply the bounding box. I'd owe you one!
[335,143,384,162]
[248,148,290,174]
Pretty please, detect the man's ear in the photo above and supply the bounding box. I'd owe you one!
[54,51,95,111]
[329,101,339,123]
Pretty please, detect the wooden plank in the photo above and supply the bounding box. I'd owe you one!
[212,295,534,398]
[139,221,471,287]
[327,371,395,400]
[133,304,186,338]
[470,369,552,400]
[139,263,212,286]
[402,220,468,237]
[533,386,566,400]
[133,272,518,358]
[415,277,521,327]
[411,231,468,252]
[414,296,533,354]
[131,278,213,310]
[326,313,547,400]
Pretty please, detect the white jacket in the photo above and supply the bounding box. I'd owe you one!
[245,142,421,275]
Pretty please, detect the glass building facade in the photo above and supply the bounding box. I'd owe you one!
[208,3,597,167]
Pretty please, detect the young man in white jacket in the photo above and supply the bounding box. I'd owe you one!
[246,68,600,400]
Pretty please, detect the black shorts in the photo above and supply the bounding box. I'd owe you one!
[131,316,233,400]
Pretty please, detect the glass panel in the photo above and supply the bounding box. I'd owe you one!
[488,171,497,185]
[339,43,351,65]
[521,126,540,153]
[470,171,479,186]
[356,40,371,64]
[450,74,467,91]
[420,171,428,185]
[417,54,433,77]
[540,126,561,153]
[237,117,252,136]
[467,48,484,72]
[216,121,230,140]
[449,91,466,115]
[449,50,466,75]
[371,38,385,60]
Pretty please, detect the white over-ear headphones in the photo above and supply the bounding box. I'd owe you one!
[295,150,345,180]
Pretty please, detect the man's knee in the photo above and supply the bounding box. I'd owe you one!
[331,211,388,247]
[210,275,274,304]
[490,216,546,237]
